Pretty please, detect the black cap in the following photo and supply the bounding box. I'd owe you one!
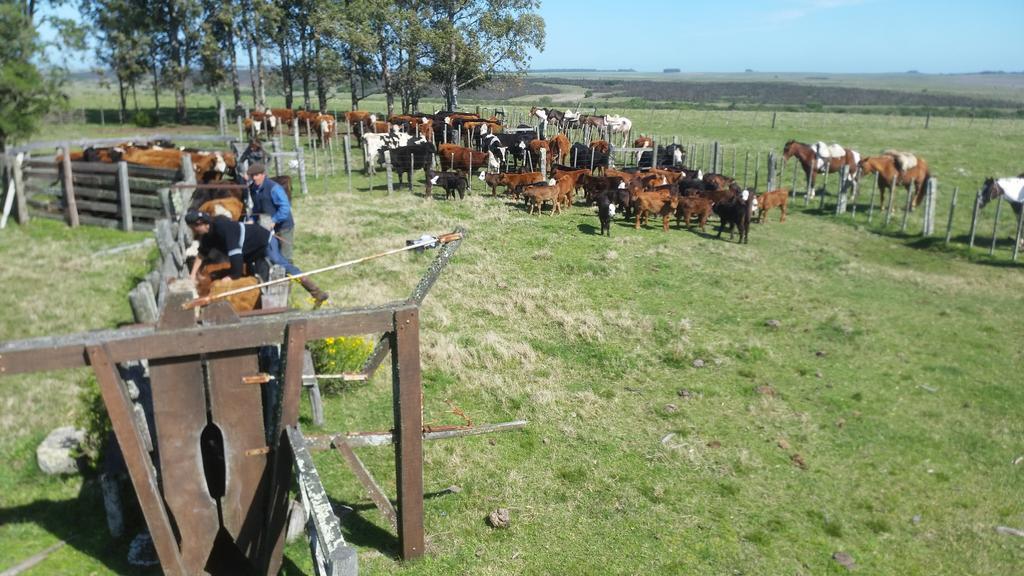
[247,162,266,177]
[184,210,210,226]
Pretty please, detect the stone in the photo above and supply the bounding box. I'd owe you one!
[677,388,693,398]
[832,551,855,570]
[756,385,777,397]
[664,403,678,413]
[911,514,922,525]
[692,358,705,368]
[286,499,307,543]
[487,508,511,529]
[815,370,823,379]
[447,485,463,494]
[36,427,85,475]
[127,532,160,567]
[777,439,791,451]
[791,453,807,469]
[765,319,781,329]
[996,526,1024,537]
[706,440,721,449]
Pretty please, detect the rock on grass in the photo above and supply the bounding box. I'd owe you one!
[487,508,511,529]
[832,551,855,570]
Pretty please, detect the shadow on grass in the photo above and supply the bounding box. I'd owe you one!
[328,488,455,560]
[0,480,156,575]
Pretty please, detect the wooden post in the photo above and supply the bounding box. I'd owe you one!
[884,178,896,227]
[945,186,959,244]
[766,152,776,193]
[790,160,798,198]
[117,161,133,232]
[312,137,319,180]
[237,116,244,143]
[699,143,706,172]
[731,146,737,178]
[100,107,105,126]
[296,147,309,195]
[293,118,300,151]
[925,112,931,129]
[804,160,813,205]
[391,308,425,560]
[409,153,414,193]
[328,136,336,176]
[384,150,394,195]
[181,154,196,185]
[343,134,352,194]
[1012,204,1024,262]
[753,151,760,191]
[11,152,28,224]
[218,102,227,136]
[901,180,914,233]
[836,165,849,216]
[867,173,878,224]
[989,196,1002,256]
[712,142,720,175]
[61,143,79,228]
[819,169,828,210]
[539,148,547,180]
[743,151,749,188]
[306,118,313,149]
[771,111,777,129]
[270,140,282,177]
[922,178,936,236]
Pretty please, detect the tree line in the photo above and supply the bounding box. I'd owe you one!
[0,0,545,150]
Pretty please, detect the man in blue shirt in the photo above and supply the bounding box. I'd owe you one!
[246,162,295,260]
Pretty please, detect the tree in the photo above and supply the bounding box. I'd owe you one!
[81,0,150,121]
[427,0,545,111]
[0,3,73,152]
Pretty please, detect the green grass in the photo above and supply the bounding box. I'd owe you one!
[1,94,1023,575]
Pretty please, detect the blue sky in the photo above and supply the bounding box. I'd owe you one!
[530,0,1024,73]
[42,0,1024,74]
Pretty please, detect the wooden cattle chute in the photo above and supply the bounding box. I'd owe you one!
[2,134,237,231]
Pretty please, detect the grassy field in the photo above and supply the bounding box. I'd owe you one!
[1,89,1023,574]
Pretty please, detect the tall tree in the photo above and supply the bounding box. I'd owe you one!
[0,2,79,151]
[82,0,150,121]
[427,0,545,111]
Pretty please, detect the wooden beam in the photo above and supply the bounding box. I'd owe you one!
[391,307,424,559]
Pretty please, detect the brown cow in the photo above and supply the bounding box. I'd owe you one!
[344,110,375,135]
[634,189,679,231]
[756,188,789,223]
[675,196,714,232]
[633,136,654,148]
[479,171,543,197]
[438,144,498,173]
[590,140,610,155]
[523,175,574,215]
[548,134,570,165]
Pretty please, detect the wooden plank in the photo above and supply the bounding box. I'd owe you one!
[60,144,79,227]
[202,302,269,565]
[335,441,398,530]
[263,320,308,575]
[0,304,400,376]
[72,186,164,209]
[118,161,133,232]
[148,284,219,574]
[86,345,186,576]
[12,152,29,224]
[289,427,358,576]
[391,307,424,559]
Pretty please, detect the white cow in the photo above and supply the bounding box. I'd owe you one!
[361,128,420,175]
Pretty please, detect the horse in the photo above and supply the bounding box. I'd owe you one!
[530,106,566,129]
[782,140,860,196]
[980,176,1024,247]
[857,153,932,211]
[603,114,633,146]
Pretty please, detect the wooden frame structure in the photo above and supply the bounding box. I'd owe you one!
[0,231,468,574]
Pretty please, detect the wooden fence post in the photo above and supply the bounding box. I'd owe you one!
[766,152,776,193]
[819,169,828,210]
[343,134,352,194]
[384,151,394,195]
[270,140,282,177]
[712,142,720,175]
[900,180,914,233]
[296,147,309,195]
[293,118,300,152]
[771,111,777,129]
[237,116,244,143]
[312,137,319,180]
[61,143,79,228]
[12,152,29,224]
[944,186,958,244]
[835,165,849,215]
[218,102,227,136]
[117,161,133,232]
[1013,205,1024,262]
[922,178,937,236]
[539,148,547,180]
[866,173,878,223]
[181,153,196,185]
[989,196,1002,256]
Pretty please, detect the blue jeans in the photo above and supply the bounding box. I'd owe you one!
[266,236,301,276]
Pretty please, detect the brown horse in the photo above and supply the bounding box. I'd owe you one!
[857,154,931,210]
[782,140,860,194]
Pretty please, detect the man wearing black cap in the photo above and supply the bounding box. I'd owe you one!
[246,162,295,259]
[185,210,328,308]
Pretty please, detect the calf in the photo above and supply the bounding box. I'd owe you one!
[756,188,789,223]
[596,191,616,236]
[713,189,754,243]
[523,184,562,216]
[479,171,543,197]
[426,170,468,200]
[634,189,679,231]
[675,196,714,232]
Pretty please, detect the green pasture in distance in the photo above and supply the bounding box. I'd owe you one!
[0,89,1022,575]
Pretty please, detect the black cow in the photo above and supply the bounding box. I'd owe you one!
[388,141,437,187]
[596,191,615,236]
[713,188,754,243]
[490,129,537,167]
[426,170,468,200]
[567,143,609,172]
